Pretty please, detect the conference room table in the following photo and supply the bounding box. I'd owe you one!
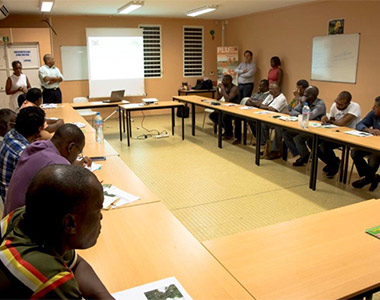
[71,99,130,110]
[44,104,118,158]
[172,95,380,191]
[203,199,380,300]
[79,201,253,299]
[94,155,159,207]
[118,101,185,146]
[178,88,217,99]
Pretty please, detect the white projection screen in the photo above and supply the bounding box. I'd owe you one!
[86,28,145,98]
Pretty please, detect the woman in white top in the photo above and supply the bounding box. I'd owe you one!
[5,61,31,110]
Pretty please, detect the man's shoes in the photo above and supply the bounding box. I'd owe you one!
[369,175,380,192]
[292,153,310,167]
[325,163,340,179]
[266,150,282,160]
[222,135,233,140]
[232,139,241,145]
[352,177,371,189]
[322,165,330,173]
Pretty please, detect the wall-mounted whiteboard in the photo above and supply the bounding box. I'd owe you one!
[60,46,88,81]
[311,33,360,83]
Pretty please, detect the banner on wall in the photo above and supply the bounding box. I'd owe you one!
[217,46,238,84]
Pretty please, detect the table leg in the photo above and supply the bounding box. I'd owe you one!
[191,103,195,136]
[282,142,288,161]
[122,109,125,133]
[128,111,132,137]
[171,107,175,135]
[126,110,130,147]
[343,146,350,184]
[309,134,319,190]
[182,112,184,140]
[243,120,247,146]
[255,120,261,166]
[339,146,346,183]
[119,108,122,141]
[218,111,222,149]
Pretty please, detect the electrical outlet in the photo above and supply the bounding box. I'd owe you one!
[155,133,169,139]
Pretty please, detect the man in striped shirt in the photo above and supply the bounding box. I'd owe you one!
[0,165,112,299]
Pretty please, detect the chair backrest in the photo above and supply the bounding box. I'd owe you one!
[240,97,250,105]
[73,97,88,103]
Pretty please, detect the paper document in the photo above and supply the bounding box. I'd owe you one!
[124,103,144,108]
[121,100,130,103]
[345,130,373,137]
[239,106,257,110]
[112,277,193,300]
[142,98,158,103]
[272,116,298,122]
[223,103,238,107]
[102,184,140,210]
[321,124,339,128]
[41,104,58,109]
[70,122,86,128]
[309,122,322,128]
[85,162,101,172]
[254,111,274,115]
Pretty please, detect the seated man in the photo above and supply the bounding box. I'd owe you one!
[4,124,92,216]
[258,82,288,159]
[0,108,16,142]
[0,107,45,203]
[245,79,270,143]
[20,87,64,136]
[288,79,309,110]
[319,91,361,178]
[209,74,240,142]
[0,165,112,298]
[283,86,326,166]
[351,96,380,191]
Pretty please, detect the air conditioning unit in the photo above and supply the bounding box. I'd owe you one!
[0,1,9,20]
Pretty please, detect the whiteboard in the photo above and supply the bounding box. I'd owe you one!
[61,46,88,81]
[311,33,360,83]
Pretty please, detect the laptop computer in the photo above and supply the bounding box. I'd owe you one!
[103,90,125,103]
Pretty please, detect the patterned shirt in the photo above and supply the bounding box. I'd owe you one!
[0,208,82,298]
[289,98,326,121]
[0,129,29,202]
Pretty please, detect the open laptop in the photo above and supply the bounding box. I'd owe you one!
[102,90,125,103]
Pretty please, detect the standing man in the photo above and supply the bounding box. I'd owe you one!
[234,50,256,99]
[39,54,64,103]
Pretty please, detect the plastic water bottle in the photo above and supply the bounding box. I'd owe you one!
[301,102,310,128]
[94,112,104,143]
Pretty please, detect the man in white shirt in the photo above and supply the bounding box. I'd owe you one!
[259,82,288,159]
[39,54,64,104]
[234,50,256,99]
[319,91,361,178]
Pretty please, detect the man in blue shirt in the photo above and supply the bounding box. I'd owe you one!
[351,96,380,191]
[0,106,45,203]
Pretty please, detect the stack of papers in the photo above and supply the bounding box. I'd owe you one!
[41,103,58,109]
[112,277,192,300]
[85,162,102,172]
[254,111,274,115]
[71,122,86,128]
[239,106,257,110]
[102,184,140,210]
[345,130,373,137]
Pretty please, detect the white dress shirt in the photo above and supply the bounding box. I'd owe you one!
[39,65,64,89]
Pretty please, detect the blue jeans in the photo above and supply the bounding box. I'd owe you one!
[238,83,254,100]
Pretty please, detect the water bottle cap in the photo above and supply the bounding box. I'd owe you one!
[96,112,100,115]
[304,102,309,106]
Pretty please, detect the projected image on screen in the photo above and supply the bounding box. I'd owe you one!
[88,37,143,80]
[86,28,145,98]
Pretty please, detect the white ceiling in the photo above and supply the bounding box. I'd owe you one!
[3,0,317,20]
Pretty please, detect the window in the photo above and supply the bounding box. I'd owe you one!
[183,26,203,77]
[139,25,162,78]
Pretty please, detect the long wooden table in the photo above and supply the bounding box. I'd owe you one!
[173,95,380,190]
[178,88,216,99]
[204,199,380,300]
[94,156,159,207]
[118,101,185,146]
[79,202,253,299]
[71,100,129,110]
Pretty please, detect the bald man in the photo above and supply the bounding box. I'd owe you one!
[283,86,326,166]
[39,54,64,103]
[0,165,112,298]
[4,124,92,216]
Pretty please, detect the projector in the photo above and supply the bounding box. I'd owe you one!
[0,2,9,20]
[142,98,158,104]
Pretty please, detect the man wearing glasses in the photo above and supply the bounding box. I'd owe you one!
[3,124,92,217]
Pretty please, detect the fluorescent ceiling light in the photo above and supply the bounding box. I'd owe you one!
[41,1,54,12]
[187,5,217,17]
[118,1,144,14]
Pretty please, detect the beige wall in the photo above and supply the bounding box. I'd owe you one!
[225,0,380,114]
[0,15,221,107]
